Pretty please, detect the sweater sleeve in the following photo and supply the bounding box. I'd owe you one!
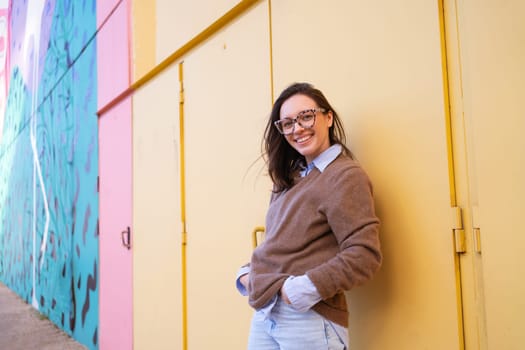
[306,165,382,299]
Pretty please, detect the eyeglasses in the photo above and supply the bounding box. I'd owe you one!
[274,108,326,135]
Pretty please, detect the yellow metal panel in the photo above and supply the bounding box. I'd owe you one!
[183,2,272,349]
[455,0,525,348]
[131,0,157,79]
[132,64,182,350]
[156,0,241,64]
[272,1,460,348]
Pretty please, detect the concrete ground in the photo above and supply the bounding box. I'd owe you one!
[0,282,87,350]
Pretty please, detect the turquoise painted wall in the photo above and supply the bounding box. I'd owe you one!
[0,0,99,348]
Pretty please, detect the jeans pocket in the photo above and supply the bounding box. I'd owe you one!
[323,320,347,350]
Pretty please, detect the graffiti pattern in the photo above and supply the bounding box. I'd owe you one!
[0,0,98,349]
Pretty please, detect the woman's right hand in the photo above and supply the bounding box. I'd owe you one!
[239,273,250,292]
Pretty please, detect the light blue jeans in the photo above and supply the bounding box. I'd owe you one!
[247,299,348,350]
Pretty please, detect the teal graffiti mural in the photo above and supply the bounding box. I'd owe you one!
[0,0,99,349]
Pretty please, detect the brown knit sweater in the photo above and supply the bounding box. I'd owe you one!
[248,153,382,327]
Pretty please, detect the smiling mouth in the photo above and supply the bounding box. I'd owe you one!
[295,135,312,144]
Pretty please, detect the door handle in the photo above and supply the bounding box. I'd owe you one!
[121,226,131,250]
[252,226,265,249]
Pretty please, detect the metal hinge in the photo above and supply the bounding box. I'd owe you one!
[451,206,466,253]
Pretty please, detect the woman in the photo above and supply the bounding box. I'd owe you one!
[237,82,382,349]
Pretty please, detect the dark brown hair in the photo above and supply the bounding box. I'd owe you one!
[263,82,352,192]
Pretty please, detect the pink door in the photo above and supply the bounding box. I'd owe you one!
[98,102,133,349]
[97,0,132,349]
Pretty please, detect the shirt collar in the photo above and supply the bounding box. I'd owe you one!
[300,144,342,177]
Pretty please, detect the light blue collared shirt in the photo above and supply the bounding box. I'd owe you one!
[236,144,347,344]
[300,143,342,177]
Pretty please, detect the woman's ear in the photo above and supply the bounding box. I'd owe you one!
[327,110,334,127]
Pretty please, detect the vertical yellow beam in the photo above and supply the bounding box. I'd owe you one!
[438,0,458,207]
[437,1,465,349]
[178,62,188,350]
[268,0,274,104]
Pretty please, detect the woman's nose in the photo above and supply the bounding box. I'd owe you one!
[293,121,305,133]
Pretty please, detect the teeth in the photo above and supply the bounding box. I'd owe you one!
[296,135,311,143]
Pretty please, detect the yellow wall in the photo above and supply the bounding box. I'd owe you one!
[132,65,183,350]
[156,0,239,63]
[125,0,525,349]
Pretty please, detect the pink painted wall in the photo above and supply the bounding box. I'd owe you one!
[97,0,133,349]
[97,0,131,107]
[0,5,9,139]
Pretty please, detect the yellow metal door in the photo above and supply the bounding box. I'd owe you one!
[183,2,272,349]
[445,0,525,348]
[271,1,462,348]
[132,64,183,350]
[130,1,184,349]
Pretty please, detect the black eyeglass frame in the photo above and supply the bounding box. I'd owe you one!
[274,108,327,135]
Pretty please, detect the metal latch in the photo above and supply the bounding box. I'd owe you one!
[472,206,482,253]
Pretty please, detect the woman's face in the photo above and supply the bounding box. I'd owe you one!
[279,94,333,164]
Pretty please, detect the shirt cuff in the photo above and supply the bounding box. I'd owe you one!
[283,275,322,312]
[236,265,251,296]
